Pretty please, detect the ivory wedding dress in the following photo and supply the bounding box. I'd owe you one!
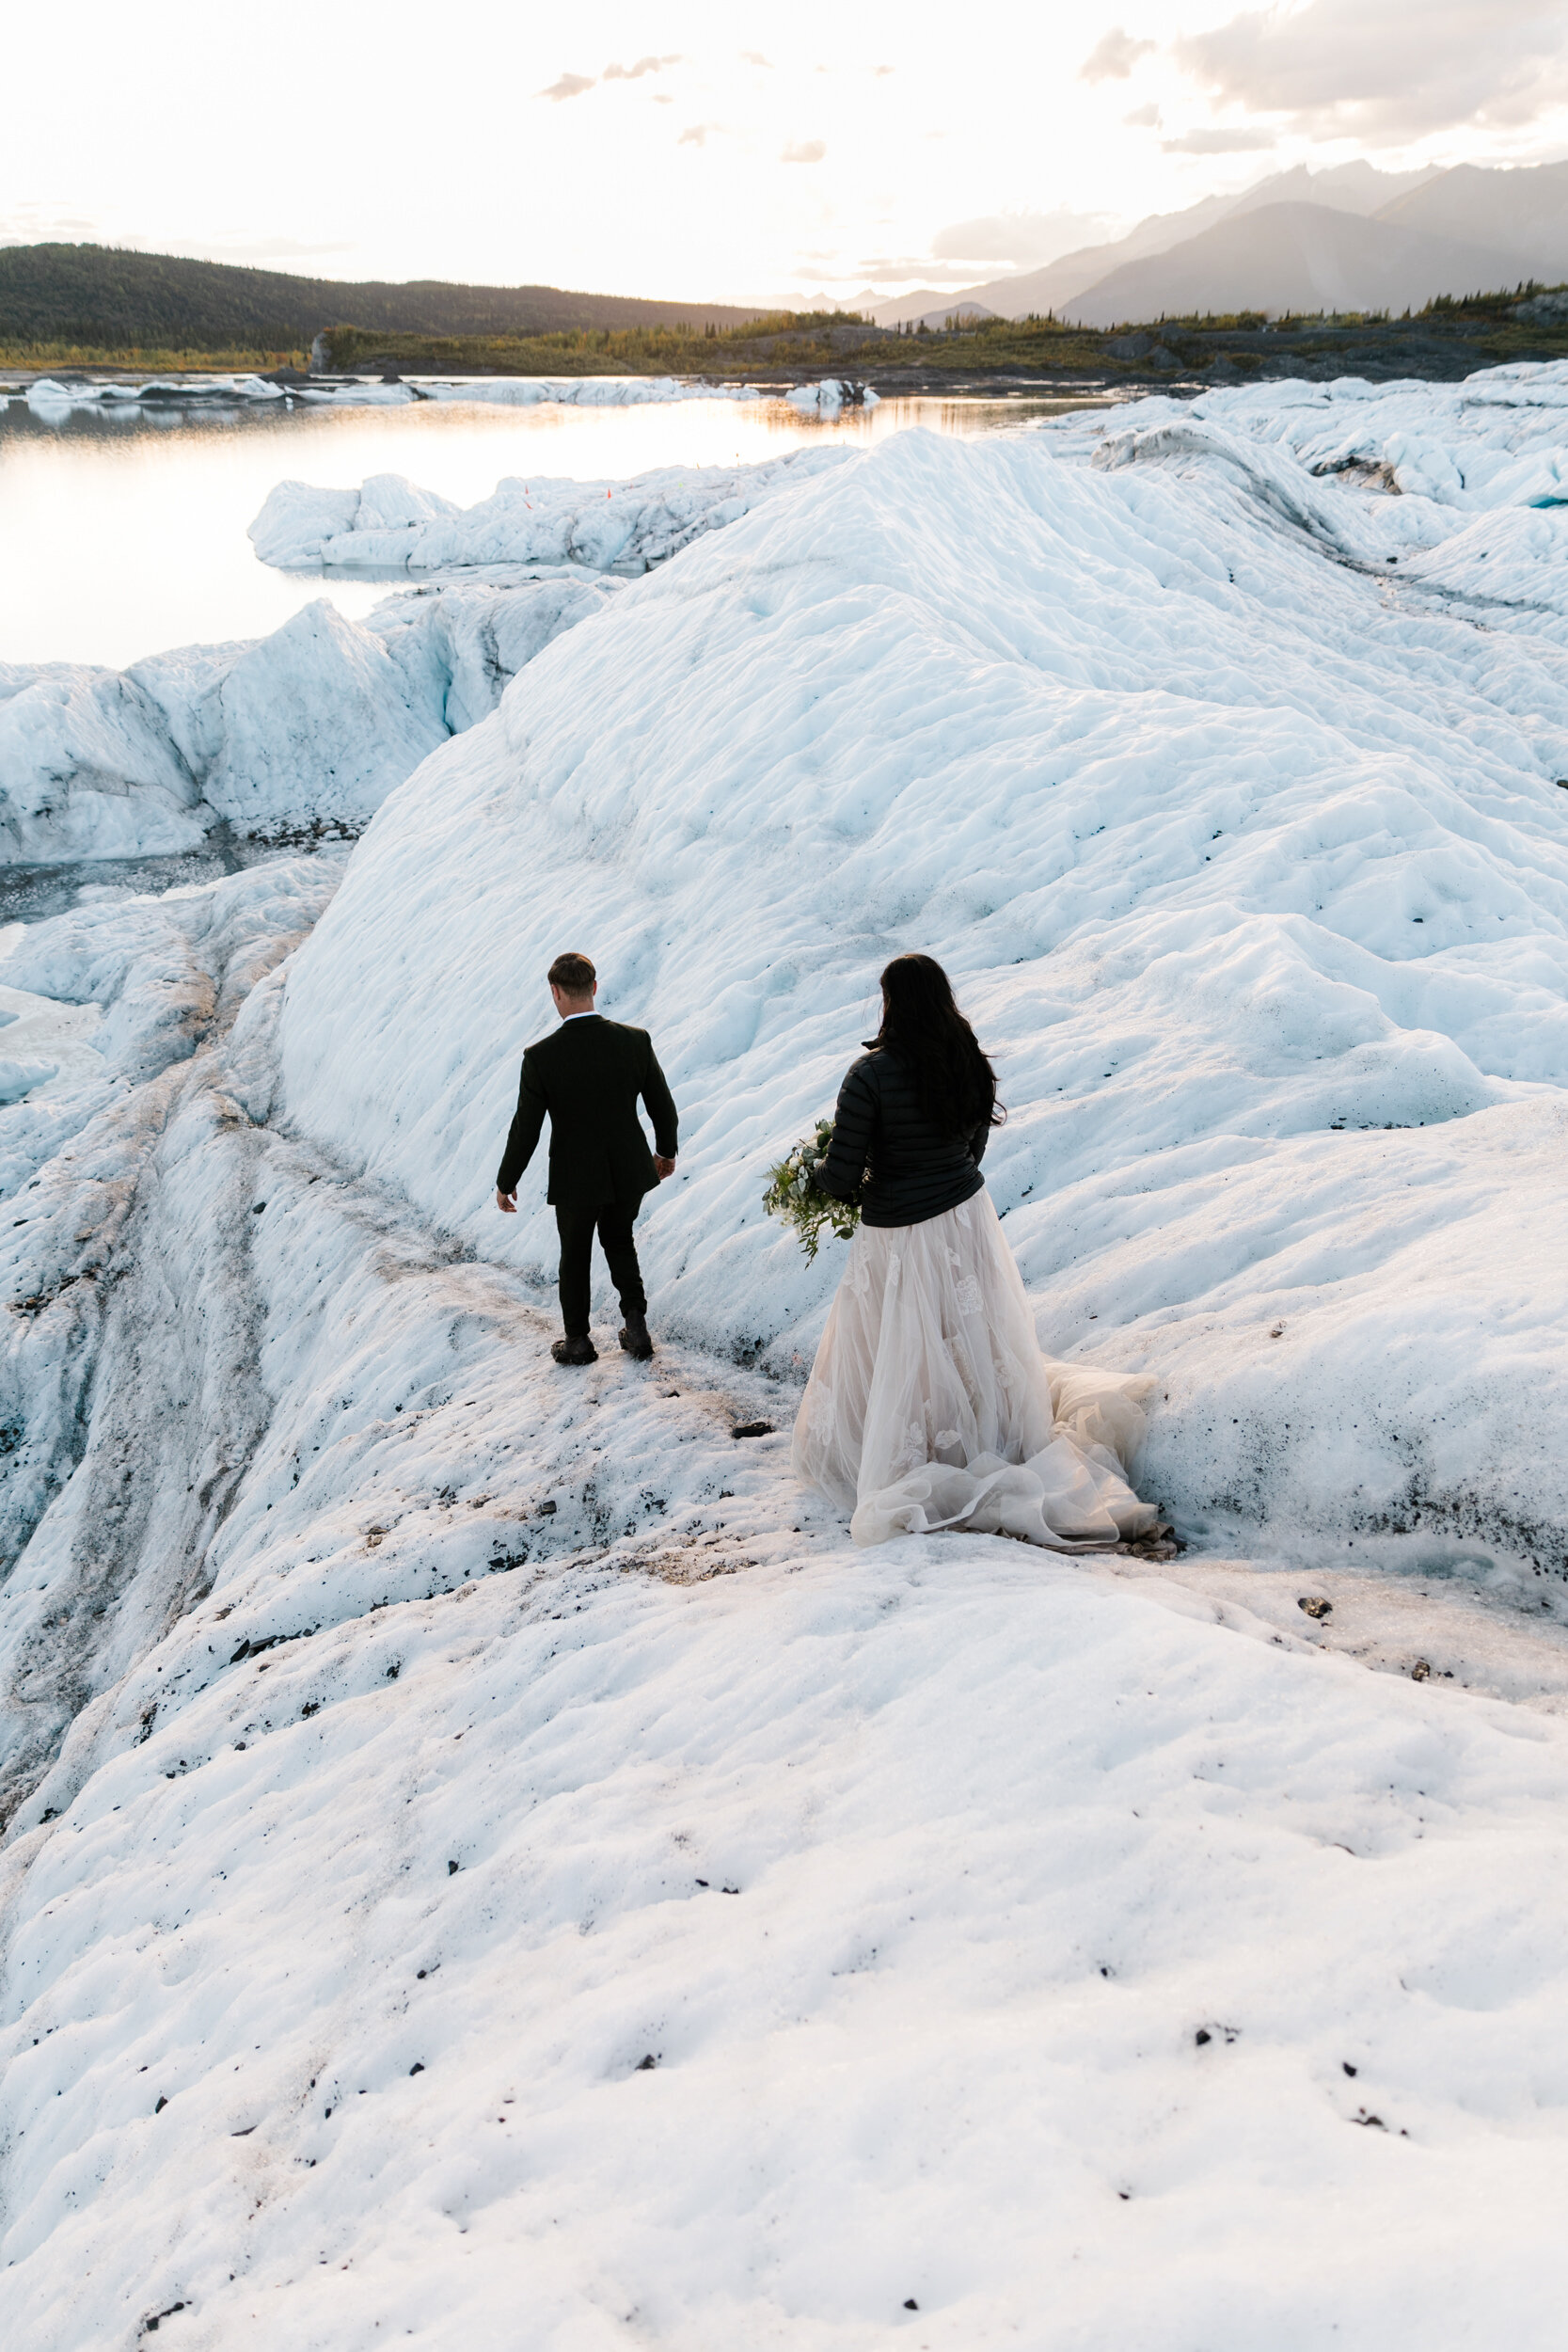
[792,1186,1159,1549]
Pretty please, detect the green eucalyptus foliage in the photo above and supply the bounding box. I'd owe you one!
[763,1120,861,1263]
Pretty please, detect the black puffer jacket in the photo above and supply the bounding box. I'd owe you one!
[817,1049,990,1228]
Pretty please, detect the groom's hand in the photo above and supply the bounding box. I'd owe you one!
[654,1155,676,1182]
[496,1186,517,1214]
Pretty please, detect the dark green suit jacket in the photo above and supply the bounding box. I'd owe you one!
[496,1015,678,1208]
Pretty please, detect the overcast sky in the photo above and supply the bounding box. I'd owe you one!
[6,0,1567,301]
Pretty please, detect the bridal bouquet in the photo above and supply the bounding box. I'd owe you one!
[763,1117,861,1263]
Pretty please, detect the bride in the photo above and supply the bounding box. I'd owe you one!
[791,953,1160,1549]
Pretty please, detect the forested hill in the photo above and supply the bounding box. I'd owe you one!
[0,244,766,351]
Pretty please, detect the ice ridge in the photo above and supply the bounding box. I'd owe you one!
[0,578,625,863]
[247,448,855,575]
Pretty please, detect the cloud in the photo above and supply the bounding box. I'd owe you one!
[678,125,707,147]
[1174,0,1568,142]
[603,55,681,82]
[740,51,771,68]
[0,204,100,245]
[540,55,681,103]
[931,208,1117,269]
[781,139,827,164]
[1081,26,1155,83]
[855,255,1013,285]
[1124,103,1162,128]
[1161,125,1278,152]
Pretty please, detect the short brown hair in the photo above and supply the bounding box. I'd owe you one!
[548,950,596,997]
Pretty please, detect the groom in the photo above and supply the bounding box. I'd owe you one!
[495,950,678,1366]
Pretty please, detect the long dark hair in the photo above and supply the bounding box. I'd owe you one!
[868,954,1004,1137]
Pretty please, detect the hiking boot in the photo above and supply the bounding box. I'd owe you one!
[618,1311,654,1360]
[551,1335,598,1366]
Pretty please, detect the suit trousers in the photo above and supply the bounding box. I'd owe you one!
[554,1196,646,1337]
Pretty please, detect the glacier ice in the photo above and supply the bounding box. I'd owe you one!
[0,578,623,862]
[8,373,774,421]
[195,599,449,835]
[1149,359,1568,513]
[401,373,768,408]
[1,451,851,862]
[18,373,289,418]
[2,360,1568,2346]
[368,574,621,736]
[278,397,1568,1569]
[784,377,879,414]
[0,662,211,864]
[784,376,883,414]
[247,448,855,574]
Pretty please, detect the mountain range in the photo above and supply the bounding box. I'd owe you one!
[876,160,1568,329]
[8,157,1568,362]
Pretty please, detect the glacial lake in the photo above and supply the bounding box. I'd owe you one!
[0,388,1111,671]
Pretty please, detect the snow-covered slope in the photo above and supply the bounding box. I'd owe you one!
[5,363,1568,2346]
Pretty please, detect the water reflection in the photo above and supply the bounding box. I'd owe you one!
[0,388,1115,669]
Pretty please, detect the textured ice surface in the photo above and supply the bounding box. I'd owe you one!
[281,403,1568,1569]
[0,579,624,861]
[1182,361,1568,511]
[3,364,1568,2347]
[1,452,853,863]
[248,448,855,573]
[0,662,212,863]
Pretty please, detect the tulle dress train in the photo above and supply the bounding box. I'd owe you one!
[792,1189,1158,1549]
